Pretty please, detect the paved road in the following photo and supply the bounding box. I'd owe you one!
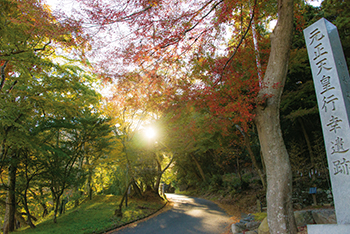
[111,194,231,234]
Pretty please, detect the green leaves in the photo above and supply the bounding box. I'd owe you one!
[0,1,118,226]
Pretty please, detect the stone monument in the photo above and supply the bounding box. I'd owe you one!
[304,18,350,233]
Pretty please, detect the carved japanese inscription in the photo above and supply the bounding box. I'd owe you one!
[304,18,350,225]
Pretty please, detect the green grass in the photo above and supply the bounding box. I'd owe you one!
[14,195,166,234]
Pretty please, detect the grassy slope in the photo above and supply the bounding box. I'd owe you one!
[14,195,166,234]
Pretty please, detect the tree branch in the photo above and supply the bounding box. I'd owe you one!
[0,60,9,92]
[97,5,153,26]
[160,0,224,49]
[7,80,17,94]
[184,0,224,34]
[217,0,257,84]
[162,154,174,174]
[34,40,51,52]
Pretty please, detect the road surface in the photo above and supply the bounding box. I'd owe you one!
[110,193,231,234]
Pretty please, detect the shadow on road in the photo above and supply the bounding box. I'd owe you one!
[112,193,231,234]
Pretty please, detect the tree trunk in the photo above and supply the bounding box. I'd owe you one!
[132,180,143,198]
[23,156,36,228]
[236,155,242,184]
[14,211,27,228]
[51,187,64,224]
[23,189,36,228]
[236,125,266,190]
[298,117,316,181]
[154,156,162,195]
[1,199,28,230]
[260,150,266,176]
[87,169,93,201]
[191,154,206,183]
[3,158,17,234]
[254,0,297,233]
[115,180,134,217]
[53,196,60,224]
[154,153,174,194]
[41,203,48,218]
[74,155,84,207]
[37,187,48,217]
[244,134,266,191]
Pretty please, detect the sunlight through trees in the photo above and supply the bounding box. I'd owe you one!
[2,0,349,233]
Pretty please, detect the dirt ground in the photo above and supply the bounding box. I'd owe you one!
[211,190,309,234]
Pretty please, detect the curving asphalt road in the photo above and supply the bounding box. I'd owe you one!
[110,193,231,234]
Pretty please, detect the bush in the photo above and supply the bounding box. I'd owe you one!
[222,173,241,190]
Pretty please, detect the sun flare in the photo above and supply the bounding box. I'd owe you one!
[145,127,156,139]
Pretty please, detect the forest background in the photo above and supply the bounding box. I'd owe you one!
[1,0,349,233]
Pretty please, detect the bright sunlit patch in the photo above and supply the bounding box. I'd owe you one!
[268,19,277,31]
[306,0,322,7]
[145,127,156,139]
